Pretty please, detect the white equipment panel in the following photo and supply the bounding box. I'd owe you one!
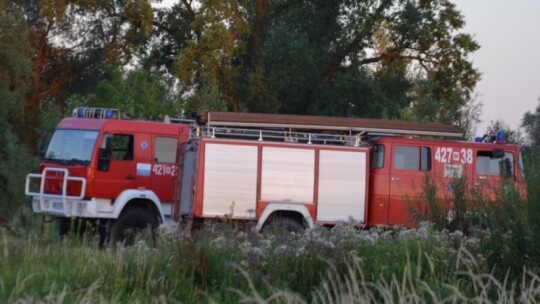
[317,150,367,223]
[202,144,258,218]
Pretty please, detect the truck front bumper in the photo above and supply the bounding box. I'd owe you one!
[32,196,115,218]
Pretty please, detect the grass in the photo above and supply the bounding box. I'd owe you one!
[2,151,540,302]
[1,220,539,303]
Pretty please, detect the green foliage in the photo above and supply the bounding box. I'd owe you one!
[521,96,540,146]
[483,119,524,145]
[78,64,179,118]
[176,0,250,112]
[415,148,540,277]
[0,0,37,219]
[3,222,540,302]
[170,0,479,128]
[411,174,486,235]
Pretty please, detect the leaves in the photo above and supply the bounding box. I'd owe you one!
[0,0,37,217]
[177,0,250,111]
[521,97,540,146]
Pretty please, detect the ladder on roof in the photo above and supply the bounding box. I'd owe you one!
[166,111,464,146]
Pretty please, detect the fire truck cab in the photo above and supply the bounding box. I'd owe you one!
[368,136,525,227]
[26,108,189,239]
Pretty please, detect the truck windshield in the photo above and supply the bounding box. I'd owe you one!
[45,130,99,165]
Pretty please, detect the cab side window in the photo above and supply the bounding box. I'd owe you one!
[155,137,178,163]
[372,144,385,169]
[394,146,431,171]
[112,134,133,161]
[476,151,514,177]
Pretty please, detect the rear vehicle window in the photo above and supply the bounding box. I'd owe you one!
[155,137,178,163]
[394,146,431,171]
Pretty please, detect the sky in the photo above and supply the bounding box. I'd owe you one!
[451,0,540,135]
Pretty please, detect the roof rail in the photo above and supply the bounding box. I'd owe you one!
[193,111,464,139]
[164,115,196,125]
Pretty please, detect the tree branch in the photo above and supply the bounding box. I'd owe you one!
[320,0,394,83]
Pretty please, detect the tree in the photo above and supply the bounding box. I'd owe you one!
[145,2,195,74]
[521,97,540,146]
[15,0,156,152]
[265,0,480,120]
[173,0,479,122]
[176,0,250,112]
[71,64,179,118]
[0,0,37,218]
[483,119,523,145]
[457,95,483,140]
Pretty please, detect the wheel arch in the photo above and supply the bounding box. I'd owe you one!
[112,190,165,223]
[255,203,314,232]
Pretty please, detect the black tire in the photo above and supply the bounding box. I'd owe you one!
[111,207,159,245]
[263,216,305,234]
[58,218,106,243]
[58,217,72,237]
[58,217,92,237]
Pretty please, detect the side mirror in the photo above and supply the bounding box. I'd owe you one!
[98,135,112,171]
[503,158,513,178]
[38,131,50,159]
[491,148,505,159]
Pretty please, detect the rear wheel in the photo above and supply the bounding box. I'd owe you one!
[111,207,159,245]
[263,216,305,234]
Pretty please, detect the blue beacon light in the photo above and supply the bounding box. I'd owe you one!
[496,130,506,143]
[77,108,86,118]
[105,109,114,119]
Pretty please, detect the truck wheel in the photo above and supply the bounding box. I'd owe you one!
[58,218,90,237]
[111,207,159,245]
[263,216,305,234]
[59,218,105,242]
[58,218,72,237]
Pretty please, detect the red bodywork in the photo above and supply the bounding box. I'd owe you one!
[368,137,526,227]
[40,118,189,206]
[36,116,526,228]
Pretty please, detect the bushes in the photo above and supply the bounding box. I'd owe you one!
[411,149,540,278]
[3,222,540,303]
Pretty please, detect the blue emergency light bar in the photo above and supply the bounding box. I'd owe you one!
[72,107,120,119]
[474,130,506,144]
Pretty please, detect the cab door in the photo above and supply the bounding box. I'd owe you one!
[388,144,432,227]
[474,149,515,199]
[94,133,136,199]
[369,143,390,226]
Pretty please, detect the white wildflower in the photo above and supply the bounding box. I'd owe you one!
[239,241,252,254]
[211,236,226,249]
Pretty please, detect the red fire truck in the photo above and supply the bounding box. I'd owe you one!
[26,108,526,239]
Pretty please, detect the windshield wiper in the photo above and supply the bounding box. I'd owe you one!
[61,158,90,166]
[44,157,62,164]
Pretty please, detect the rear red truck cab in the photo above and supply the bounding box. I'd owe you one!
[368,136,526,227]
[25,108,190,239]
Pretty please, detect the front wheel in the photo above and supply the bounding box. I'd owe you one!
[111,207,159,245]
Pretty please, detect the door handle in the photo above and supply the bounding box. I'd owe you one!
[391,177,400,181]
[126,175,135,180]
[479,176,487,180]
